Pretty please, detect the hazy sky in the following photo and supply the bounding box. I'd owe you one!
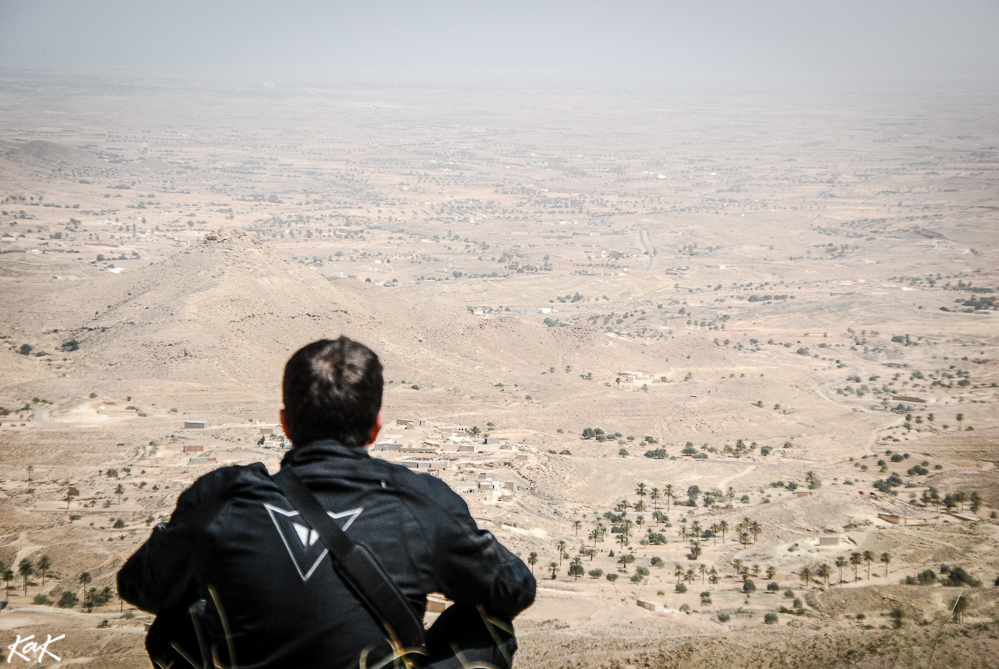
[2,0,998,81]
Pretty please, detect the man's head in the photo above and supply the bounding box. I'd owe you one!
[281,337,383,448]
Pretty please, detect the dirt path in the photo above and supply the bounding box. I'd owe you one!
[636,229,654,270]
[717,465,756,490]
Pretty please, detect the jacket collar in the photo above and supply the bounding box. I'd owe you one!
[280,439,371,469]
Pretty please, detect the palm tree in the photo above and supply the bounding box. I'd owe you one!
[64,492,74,509]
[2,569,13,597]
[37,555,50,586]
[115,483,125,505]
[468,426,481,438]
[732,558,743,577]
[799,566,813,587]
[880,552,891,578]
[527,552,538,575]
[691,520,702,538]
[548,562,559,580]
[955,491,967,512]
[699,564,708,582]
[635,483,647,501]
[557,540,567,568]
[663,484,674,513]
[17,558,34,596]
[751,564,760,577]
[649,488,660,510]
[863,551,874,580]
[572,520,582,536]
[569,556,583,581]
[816,563,831,587]
[685,568,695,586]
[956,413,964,430]
[718,520,729,543]
[749,521,761,544]
[689,540,702,559]
[79,571,92,603]
[766,565,776,580]
[674,564,684,583]
[709,523,720,545]
[849,553,862,581]
[835,556,847,585]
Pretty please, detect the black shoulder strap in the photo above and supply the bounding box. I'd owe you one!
[271,467,427,654]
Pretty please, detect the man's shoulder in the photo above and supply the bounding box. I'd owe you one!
[179,462,271,506]
[374,460,469,515]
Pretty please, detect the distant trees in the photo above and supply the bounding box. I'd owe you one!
[849,553,862,581]
[835,556,847,585]
[880,553,891,577]
[18,558,34,596]
[568,557,584,580]
[79,571,92,603]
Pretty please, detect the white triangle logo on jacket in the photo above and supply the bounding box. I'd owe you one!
[264,503,362,581]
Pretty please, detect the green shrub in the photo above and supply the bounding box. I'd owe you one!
[764,612,778,624]
[743,579,756,593]
[57,591,78,608]
[718,613,731,623]
[33,594,53,606]
[675,582,687,593]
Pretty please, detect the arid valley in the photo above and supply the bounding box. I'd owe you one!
[1,69,998,668]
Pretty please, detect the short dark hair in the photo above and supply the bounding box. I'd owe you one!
[282,337,383,448]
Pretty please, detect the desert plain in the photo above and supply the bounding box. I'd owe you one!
[0,68,997,668]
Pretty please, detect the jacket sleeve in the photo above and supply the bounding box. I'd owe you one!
[428,484,536,620]
[116,468,230,614]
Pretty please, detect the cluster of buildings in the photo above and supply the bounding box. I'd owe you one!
[367,418,531,503]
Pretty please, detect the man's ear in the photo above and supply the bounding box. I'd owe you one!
[366,413,382,447]
[279,409,291,440]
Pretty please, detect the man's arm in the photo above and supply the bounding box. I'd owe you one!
[117,468,231,613]
[430,488,536,620]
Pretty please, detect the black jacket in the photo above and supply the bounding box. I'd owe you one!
[117,440,536,668]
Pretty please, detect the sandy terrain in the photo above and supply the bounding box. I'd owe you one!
[0,70,997,667]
